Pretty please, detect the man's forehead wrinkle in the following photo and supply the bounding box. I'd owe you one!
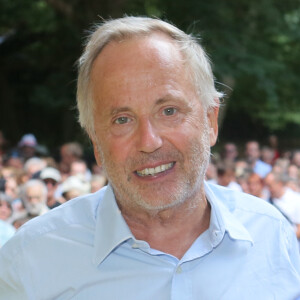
[93,34,183,74]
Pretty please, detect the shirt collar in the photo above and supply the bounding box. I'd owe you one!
[204,182,254,246]
[93,182,254,265]
[93,185,134,266]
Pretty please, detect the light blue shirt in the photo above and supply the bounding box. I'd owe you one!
[0,220,15,248]
[254,159,272,178]
[0,183,300,299]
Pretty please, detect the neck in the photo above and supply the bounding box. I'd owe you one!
[120,191,210,259]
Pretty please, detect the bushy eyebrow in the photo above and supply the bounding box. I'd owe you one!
[110,106,132,117]
[156,95,191,108]
[109,94,188,116]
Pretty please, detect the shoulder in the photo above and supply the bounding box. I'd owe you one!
[206,182,300,265]
[256,159,271,167]
[1,186,108,258]
[206,182,285,221]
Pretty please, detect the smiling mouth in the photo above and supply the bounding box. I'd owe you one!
[136,162,175,177]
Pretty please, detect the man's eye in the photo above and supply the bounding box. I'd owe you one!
[115,116,130,124]
[163,107,177,116]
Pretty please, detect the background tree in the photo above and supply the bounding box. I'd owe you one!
[0,0,300,152]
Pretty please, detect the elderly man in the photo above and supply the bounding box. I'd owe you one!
[19,179,49,218]
[245,140,272,178]
[0,17,299,299]
[265,172,300,239]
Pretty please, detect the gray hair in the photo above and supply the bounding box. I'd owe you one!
[24,157,46,173]
[19,179,47,204]
[77,16,223,139]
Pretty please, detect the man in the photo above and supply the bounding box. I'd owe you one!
[17,133,38,160]
[221,142,239,163]
[16,179,49,220]
[265,172,300,239]
[39,167,62,209]
[245,140,272,178]
[247,172,269,200]
[0,17,299,299]
[23,157,47,180]
[216,161,242,192]
[59,142,84,178]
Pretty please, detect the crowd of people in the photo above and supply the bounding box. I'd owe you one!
[0,132,107,247]
[0,131,300,248]
[207,138,300,243]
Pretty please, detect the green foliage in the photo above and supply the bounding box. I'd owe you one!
[1,0,300,147]
[155,0,300,131]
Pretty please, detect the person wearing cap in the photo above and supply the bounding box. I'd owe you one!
[18,133,38,160]
[60,175,90,201]
[40,167,62,209]
[0,16,300,299]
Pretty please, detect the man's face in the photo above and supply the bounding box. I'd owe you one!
[25,185,46,215]
[264,174,284,199]
[246,142,260,163]
[90,34,218,213]
[248,177,263,197]
[43,178,58,198]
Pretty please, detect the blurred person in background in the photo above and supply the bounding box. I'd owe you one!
[59,142,84,179]
[247,173,269,200]
[0,131,9,168]
[90,174,107,193]
[0,193,13,223]
[287,164,300,192]
[205,160,218,184]
[265,172,300,240]
[220,142,239,163]
[272,158,290,174]
[12,216,31,230]
[261,146,275,166]
[23,157,47,180]
[3,155,24,170]
[268,135,280,162]
[4,176,19,201]
[216,161,242,191]
[288,164,300,180]
[291,150,300,168]
[17,134,38,160]
[18,179,49,219]
[245,141,272,178]
[61,175,89,201]
[39,167,62,209]
[70,159,92,182]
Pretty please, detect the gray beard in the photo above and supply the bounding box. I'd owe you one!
[96,124,211,215]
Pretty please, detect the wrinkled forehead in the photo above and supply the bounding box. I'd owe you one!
[92,32,186,74]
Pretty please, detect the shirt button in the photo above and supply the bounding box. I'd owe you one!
[176,266,182,274]
[213,230,219,237]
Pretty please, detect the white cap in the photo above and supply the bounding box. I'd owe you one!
[18,134,37,148]
[40,167,61,182]
[61,176,89,194]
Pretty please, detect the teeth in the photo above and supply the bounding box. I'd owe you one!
[137,163,174,176]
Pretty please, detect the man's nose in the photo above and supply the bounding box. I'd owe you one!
[136,118,163,153]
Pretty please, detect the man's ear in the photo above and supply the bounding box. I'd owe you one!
[91,139,102,167]
[207,100,219,147]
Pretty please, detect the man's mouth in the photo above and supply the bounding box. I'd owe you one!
[136,162,175,177]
